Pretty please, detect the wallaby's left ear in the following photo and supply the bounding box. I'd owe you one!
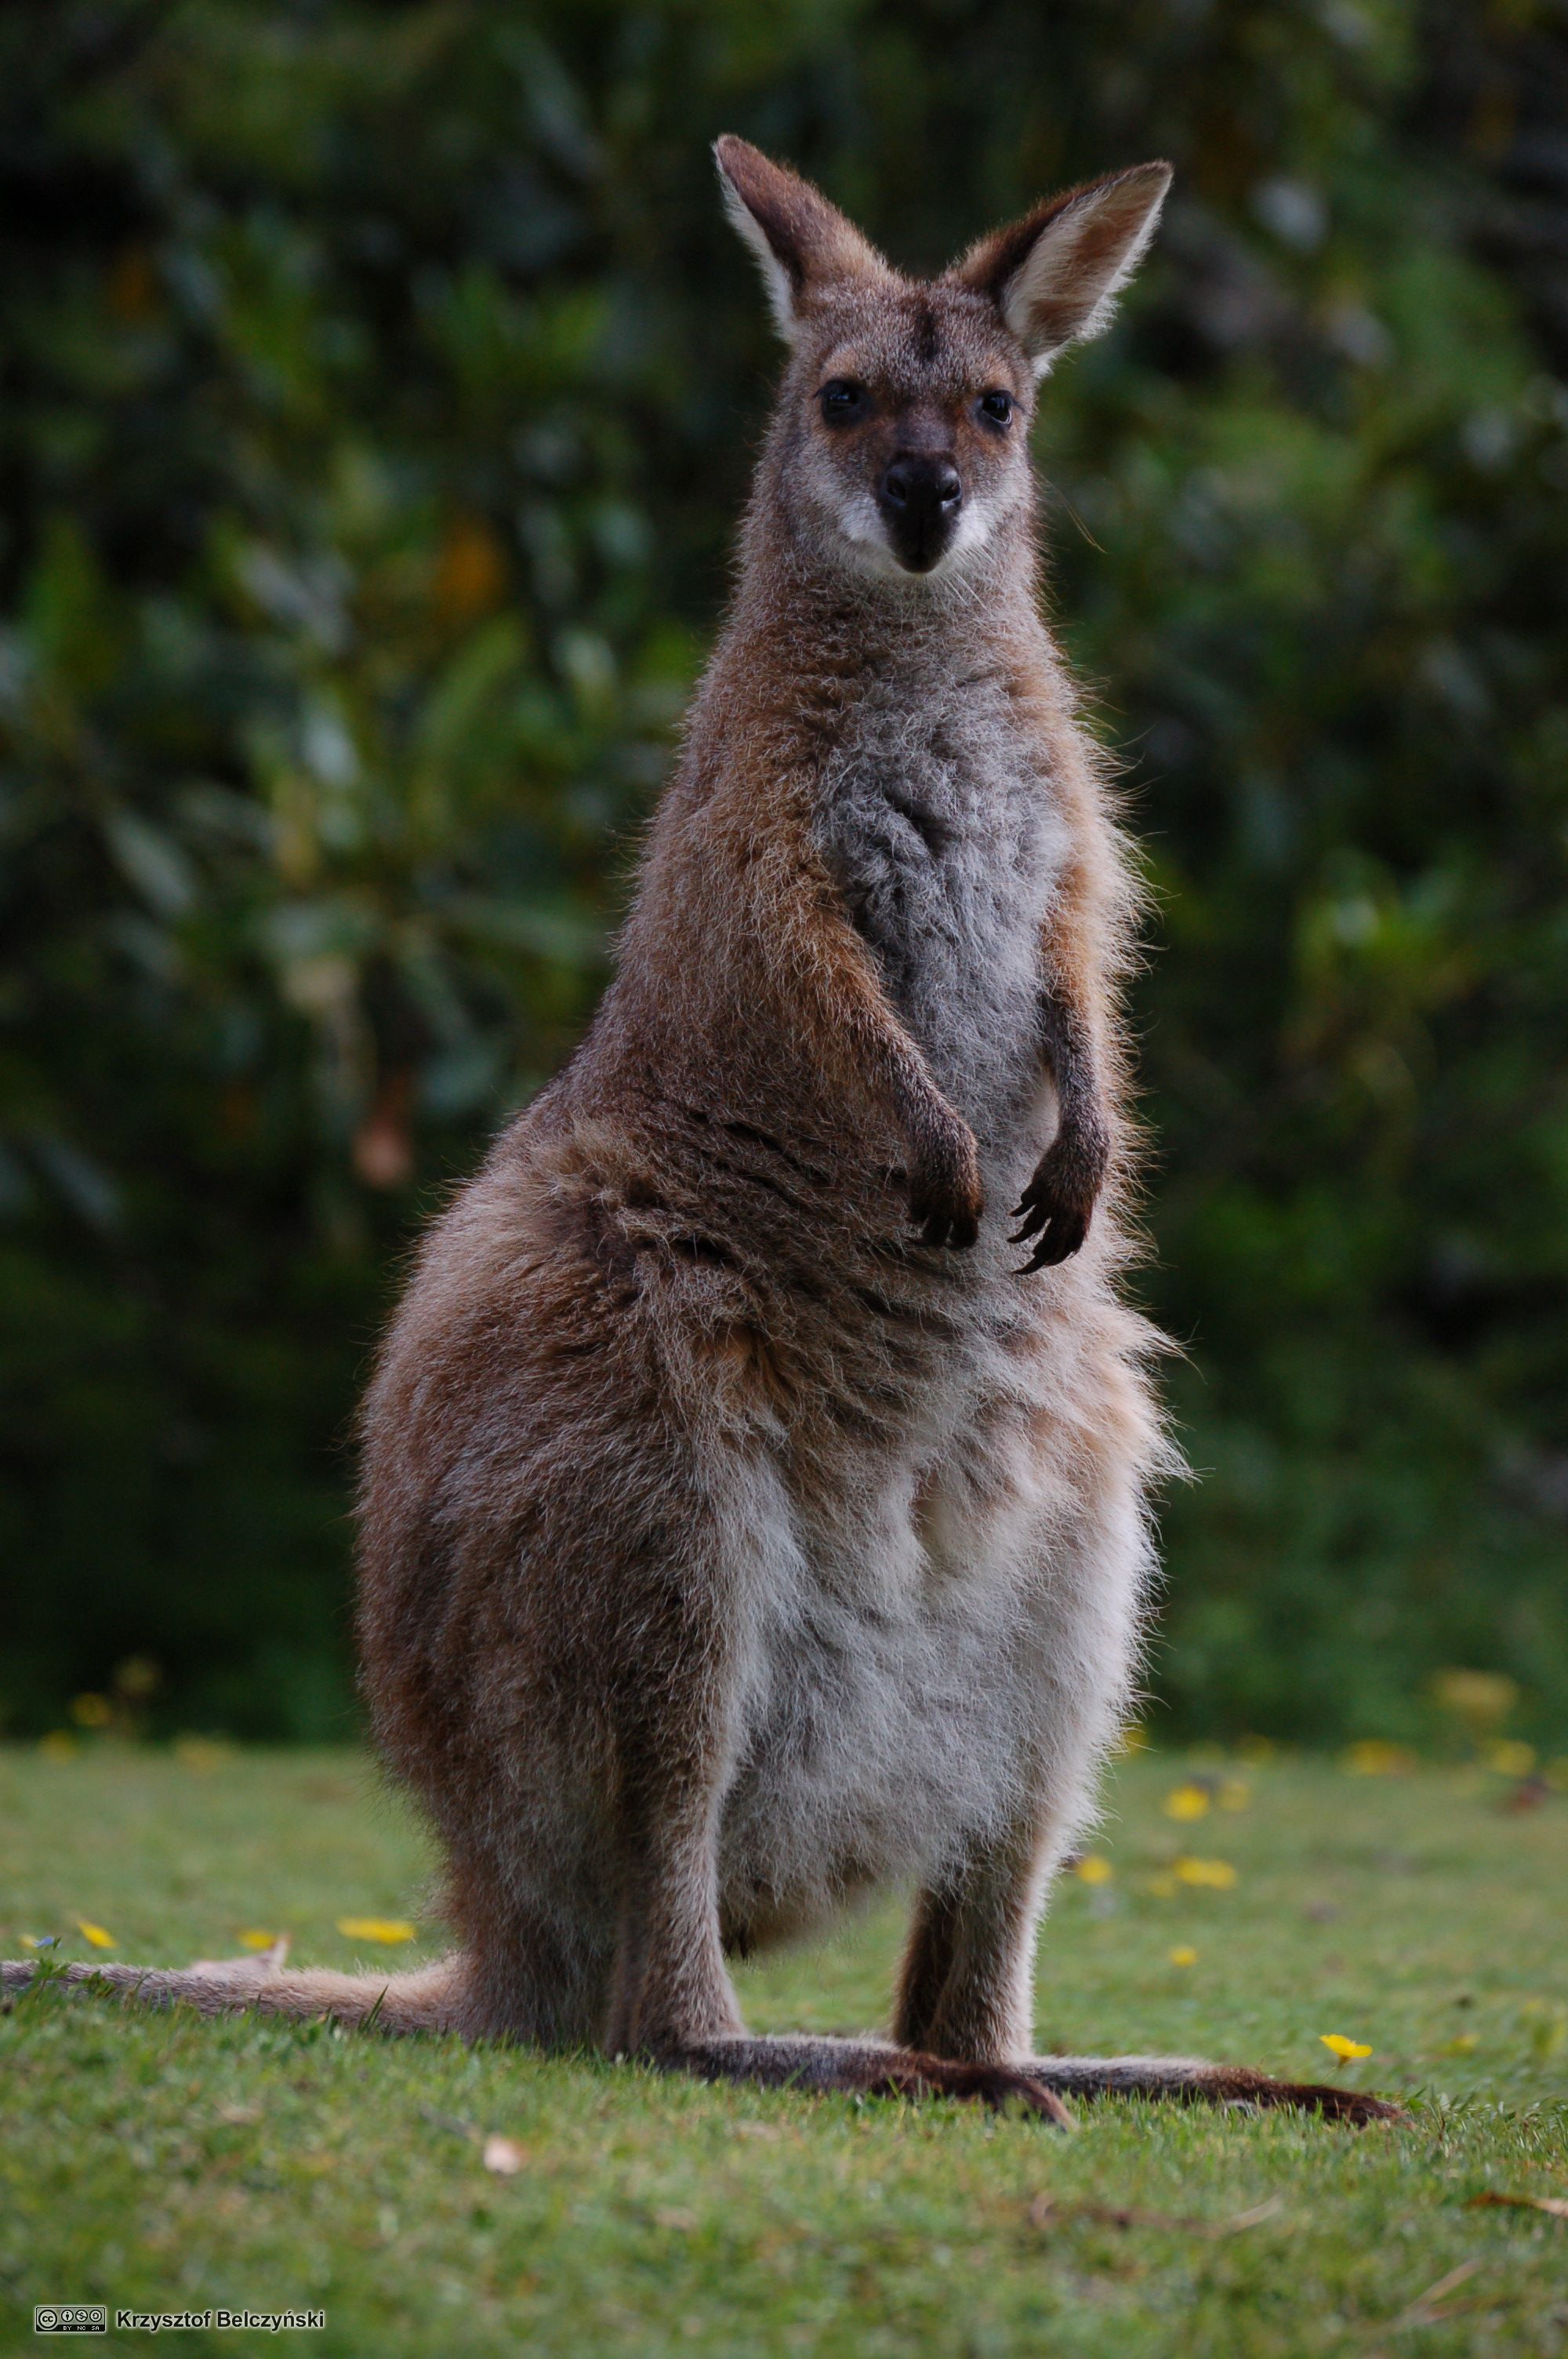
[715,134,889,341]
[946,162,1172,374]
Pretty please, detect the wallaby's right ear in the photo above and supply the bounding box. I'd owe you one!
[947,162,1173,375]
[714,136,888,341]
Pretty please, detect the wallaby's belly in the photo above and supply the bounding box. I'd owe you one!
[713,1411,1051,1947]
[815,678,1069,1180]
[718,1619,1025,1947]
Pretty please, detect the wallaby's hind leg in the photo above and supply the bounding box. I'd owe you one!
[895,1400,1152,2067]
[895,1819,1403,2126]
[456,1888,615,2049]
[608,1803,1071,2118]
[895,1421,1403,2129]
[612,1802,1075,2123]
[433,1819,619,2049]
[591,1748,1068,2117]
[593,1473,1071,2121]
[614,1809,1073,2125]
[895,1824,1048,2065]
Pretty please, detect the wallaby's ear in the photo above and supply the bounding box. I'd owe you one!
[947,162,1172,374]
[714,135,889,341]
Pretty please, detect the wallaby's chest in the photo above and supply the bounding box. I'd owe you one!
[813,667,1067,1150]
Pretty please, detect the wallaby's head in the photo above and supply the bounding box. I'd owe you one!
[716,136,1171,587]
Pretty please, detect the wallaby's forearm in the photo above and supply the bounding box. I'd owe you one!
[672,812,984,1245]
[771,838,975,1167]
[1011,857,1117,1267]
[1011,986,1112,1267]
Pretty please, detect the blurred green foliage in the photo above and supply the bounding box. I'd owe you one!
[2,0,1565,1742]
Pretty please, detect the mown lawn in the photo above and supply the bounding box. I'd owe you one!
[2,1743,1565,2358]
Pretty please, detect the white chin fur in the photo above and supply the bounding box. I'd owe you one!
[829,490,1001,586]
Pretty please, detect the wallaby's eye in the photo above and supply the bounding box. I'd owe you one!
[978,390,1015,429]
[819,379,870,425]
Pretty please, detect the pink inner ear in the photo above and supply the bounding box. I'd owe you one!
[946,165,1171,358]
[945,192,1080,315]
[1011,204,1142,347]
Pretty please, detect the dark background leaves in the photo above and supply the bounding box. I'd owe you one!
[3,0,1565,1742]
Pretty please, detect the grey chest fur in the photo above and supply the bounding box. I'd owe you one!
[814,665,1069,1160]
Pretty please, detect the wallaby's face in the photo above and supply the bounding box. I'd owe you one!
[716,137,1172,587]
[779,287,1035,580]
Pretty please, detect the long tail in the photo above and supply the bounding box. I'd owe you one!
[2,1939,466,2037]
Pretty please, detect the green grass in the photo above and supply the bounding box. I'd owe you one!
[2,1745,1565,2358]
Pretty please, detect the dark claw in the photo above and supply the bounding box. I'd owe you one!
[1012,1140,1100,1276]
[1016,1206,1088,1274]
[916,1207,979,1251]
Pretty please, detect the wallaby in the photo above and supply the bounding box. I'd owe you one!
[7,140,1397,2127]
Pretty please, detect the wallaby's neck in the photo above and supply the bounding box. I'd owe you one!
[721,491,1047,684]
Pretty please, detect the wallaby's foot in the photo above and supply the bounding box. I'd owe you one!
[654,2034,1073,2123]
[1020,2056,1406,2125]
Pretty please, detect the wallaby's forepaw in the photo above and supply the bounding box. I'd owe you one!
[1011,1139,1101,1270]
[909,1115,984,1251]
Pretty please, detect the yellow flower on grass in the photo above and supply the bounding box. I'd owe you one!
[76,1921,116,1950]
[1073,1855,1113,1885]
[1486,1739,1537,1778]
[1430,1668,1517,1731]
[1163,1783,1210,1821]
[38,1732,77,1761]
[1319,2034,1372,2061]
[1168,1946,1198,1967]
[1174,1856,1237,1889]
[238,1929,278,1951]
[70,1693,113,1728]
[336,1917,416,1945]
[173,1736,235,1773]
[1341,1740,1416,1778]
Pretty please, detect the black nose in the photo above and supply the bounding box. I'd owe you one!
[877,455,963,572]
[880,456,962,514]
